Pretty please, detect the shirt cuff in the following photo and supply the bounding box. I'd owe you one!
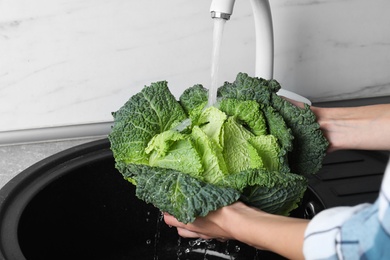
[303,204,370,259]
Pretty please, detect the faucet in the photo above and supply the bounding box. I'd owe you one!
[210,0,311,104]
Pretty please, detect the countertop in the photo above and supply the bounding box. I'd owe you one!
[0,137,104,189]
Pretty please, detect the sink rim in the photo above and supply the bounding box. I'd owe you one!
[0,138,110,260]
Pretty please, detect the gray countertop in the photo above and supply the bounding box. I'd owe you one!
[0,137,104,189]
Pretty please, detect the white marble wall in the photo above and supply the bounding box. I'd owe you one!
[1,0,390,139]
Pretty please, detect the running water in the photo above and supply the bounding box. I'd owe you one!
[173,18,226,132]
[208,18,227,107]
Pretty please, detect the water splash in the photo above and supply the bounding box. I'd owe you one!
[175,238,237,260]
[176,237,184,259]
[151,211,165,260]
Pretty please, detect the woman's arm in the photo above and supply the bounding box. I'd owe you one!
[311,104,390,152]
[164,202,309,260]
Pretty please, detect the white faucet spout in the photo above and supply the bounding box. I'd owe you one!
[210,0,273,79]
[210,0,311,104]
[210,0,236,20]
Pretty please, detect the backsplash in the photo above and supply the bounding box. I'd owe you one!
[1,0,390,135]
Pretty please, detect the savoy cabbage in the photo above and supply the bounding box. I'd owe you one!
[108,73,328,223]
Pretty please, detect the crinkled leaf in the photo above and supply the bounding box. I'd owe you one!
[197,106,227,148]
[132,164,240,223]
[218,98,267,136]
[147,131,203,179]
[217,72,279,106]
[217,168,307,216]
[109,81,187,165]
[248,135,281,172]
[261,105,293,154]
[191,126,228,184]
[270,93,328,175]
[243,185,306,216]
[145,130,186,157]
[179,84,208,122]
[223,117,264,174]
[218,72,328,176]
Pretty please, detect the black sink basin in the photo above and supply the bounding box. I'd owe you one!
[1,138,385,260]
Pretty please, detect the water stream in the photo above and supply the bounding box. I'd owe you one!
[207,18,227,107]
[173,18,226,132]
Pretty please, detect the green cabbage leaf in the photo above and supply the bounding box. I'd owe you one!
[109,73,328,223]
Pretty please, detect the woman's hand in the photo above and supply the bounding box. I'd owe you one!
[163,201,249,241]
[164,201,308,260]
[163,212,221,240]
[283,97,390,152]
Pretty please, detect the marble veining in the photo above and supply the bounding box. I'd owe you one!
[1,0,390,137]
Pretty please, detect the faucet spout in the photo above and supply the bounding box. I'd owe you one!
[210,0,273,79]
[210,0,311,104]
[210,0,236,20]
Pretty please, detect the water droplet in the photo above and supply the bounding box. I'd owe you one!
[146,239,152,245]
[235,245,240,252]
[145,218,149,222]
[184,248,191,254]
[188,240,196,247]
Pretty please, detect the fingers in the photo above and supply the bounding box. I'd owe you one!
[163,212,213,240]
[177,227,200,238]
[163,212,185,228]
[177,228,213,240]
